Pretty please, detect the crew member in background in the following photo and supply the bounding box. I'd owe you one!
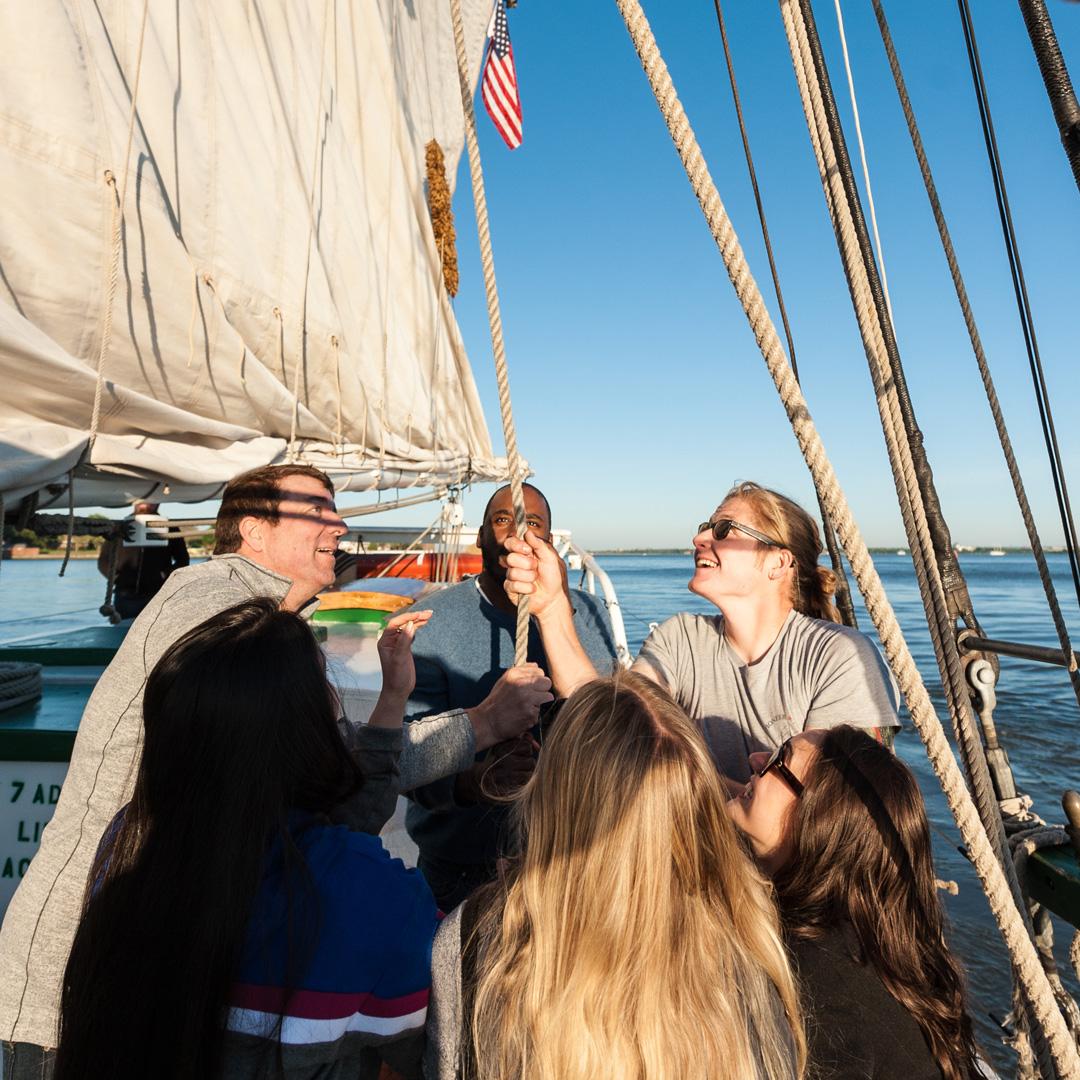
[405,482,618,912]
[97,502,189,620]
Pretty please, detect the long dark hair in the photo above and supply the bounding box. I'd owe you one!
[773,726,977,1080]
[56,598,361,1080]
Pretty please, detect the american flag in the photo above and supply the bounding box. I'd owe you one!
[481,1,522,150]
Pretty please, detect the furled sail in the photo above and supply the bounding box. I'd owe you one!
[0,0,505,508]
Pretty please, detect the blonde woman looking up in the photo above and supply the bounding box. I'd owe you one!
[424,672,804,1080]
[502,481,899,791]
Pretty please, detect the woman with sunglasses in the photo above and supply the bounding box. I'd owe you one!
[502,480,898,789]
[425,672,805,1080]
[728,725,980,1080]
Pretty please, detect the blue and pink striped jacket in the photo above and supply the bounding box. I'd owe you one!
[222,820,438,1079]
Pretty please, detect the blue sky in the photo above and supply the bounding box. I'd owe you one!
[164,1,1079,550]
[442,0,1080,550]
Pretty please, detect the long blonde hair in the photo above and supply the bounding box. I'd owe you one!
[723,480,840,623]
[466,673,805,1080]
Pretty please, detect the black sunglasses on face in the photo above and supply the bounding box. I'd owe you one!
[755,736,805,797]
[697,518,782,548]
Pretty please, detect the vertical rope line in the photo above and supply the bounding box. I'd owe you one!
[58,471,76,578]
[290,0,333,463]
[783,0,1018,909]
[870,0,1080,706]
[610,2,1080,1071]
[332,335,344,459]
[711,0,857,627]
[831,0,894,326]
[797,0,1051,1059]
[87,0,151,452]
[449,0,529,665]
[779,26,1051,1061]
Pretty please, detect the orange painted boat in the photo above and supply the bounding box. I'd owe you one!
[337,551,482,582]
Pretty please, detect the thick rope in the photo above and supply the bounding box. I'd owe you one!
[87,0,151,452]
[710,0,857,628]
[869,0,1080,707]
[782,0,1014,885]
[610,2,1080,1072]
[781,4,1058,1068]
[1016,0,1080,195]
[449,0,529,666]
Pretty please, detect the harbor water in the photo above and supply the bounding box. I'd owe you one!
[2,551,1078,1070]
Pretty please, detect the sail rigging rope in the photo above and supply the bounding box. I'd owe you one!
[868,0,1080,708]
[331,335,345,458]
[830,0,894,328]
[1016,0,1080,195]
[449,0,530,666]
[781,0,1019,890]
[709,0,857,629]
[288,0,333,464]
[87,0,151,454]
[781,3,1060,1067]
[610,0,1080,1072]
[956,0,1080,617]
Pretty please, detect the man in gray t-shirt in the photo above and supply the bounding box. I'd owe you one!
[636,610,898,782]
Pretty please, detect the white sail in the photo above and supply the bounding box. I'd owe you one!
[0,0,505,508]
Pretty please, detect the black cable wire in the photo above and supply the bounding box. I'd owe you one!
[956,0,1080,613]
[710,0,858,627]
[870,0,1080,709]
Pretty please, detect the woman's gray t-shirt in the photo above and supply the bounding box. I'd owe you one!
[635,610,899,781]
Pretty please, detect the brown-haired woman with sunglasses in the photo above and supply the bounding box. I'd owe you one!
[728,725,982,1080]
[503,480,899,790]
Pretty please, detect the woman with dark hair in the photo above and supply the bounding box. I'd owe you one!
[727,724,980,1079]
[56,597,436,1080]
[426,672,805,1080]
[502,480,899,788]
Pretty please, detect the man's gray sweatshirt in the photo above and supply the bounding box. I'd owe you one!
[0,555,474,1049]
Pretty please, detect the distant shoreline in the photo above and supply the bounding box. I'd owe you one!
[3,546,1064,562]
[589,547,1058,557]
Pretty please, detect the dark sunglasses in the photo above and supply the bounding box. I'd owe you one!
[755,736,805,797]
[697,518,782,548]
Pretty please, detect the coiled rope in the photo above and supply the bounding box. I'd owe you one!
[869,0,1080,707]
[448,0,530,665]
[0,664,43,714]
[610,1,1080,1073]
